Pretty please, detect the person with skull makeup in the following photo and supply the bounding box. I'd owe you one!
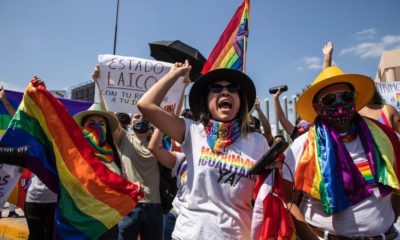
[252,66,400,239]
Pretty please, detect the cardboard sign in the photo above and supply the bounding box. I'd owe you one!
[375,82,400,112]
[98,54,186,113]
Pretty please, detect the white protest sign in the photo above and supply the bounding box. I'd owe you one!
[375,82,400,112]
[98,54,186,113]
[0,134,21,207]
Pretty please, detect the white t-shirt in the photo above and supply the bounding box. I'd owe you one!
[172,119,269,240]
[171,152,187,215]
[26,174,57,203]
[285,133,394,236]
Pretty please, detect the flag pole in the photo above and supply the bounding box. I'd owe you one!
[242,35,247,73]
[113,0,120,55]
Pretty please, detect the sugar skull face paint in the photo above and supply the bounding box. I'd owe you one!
[314,84,356,125]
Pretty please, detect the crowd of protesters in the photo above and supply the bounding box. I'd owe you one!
[0,41,399,240]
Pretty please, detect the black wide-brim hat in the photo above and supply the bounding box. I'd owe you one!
[189,68,256,112]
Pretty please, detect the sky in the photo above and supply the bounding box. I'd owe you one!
[1,0,399,123]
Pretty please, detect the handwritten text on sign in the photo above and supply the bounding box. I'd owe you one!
[376,82,400,112]
[98,54,185,113]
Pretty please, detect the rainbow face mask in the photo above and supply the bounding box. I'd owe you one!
[82,123,114,163]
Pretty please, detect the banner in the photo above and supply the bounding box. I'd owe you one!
[98,54,186,113]
[375,82,400,112]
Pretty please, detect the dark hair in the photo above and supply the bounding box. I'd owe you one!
[194,87,252,134]
[371,89,385,105]
[105,122,122,170]
[116,112,131,126]
[295,117,301,125]
[81,115,122,171]
[181,108,194,119]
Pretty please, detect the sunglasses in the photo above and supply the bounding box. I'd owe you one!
[318,90,355,106]
[209,83,240,93]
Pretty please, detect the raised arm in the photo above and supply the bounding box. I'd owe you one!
[0,86,16,117]
[91,65,107,109]
[322,41,333,70]
[254,98,273,145]
[273,89,295,136]
[148,128,177,169]
[91,65,125,141]
[137,61,191,143]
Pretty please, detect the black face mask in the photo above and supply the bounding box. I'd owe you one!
[132,120,150,134]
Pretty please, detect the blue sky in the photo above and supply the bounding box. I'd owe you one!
[1,0,399,120]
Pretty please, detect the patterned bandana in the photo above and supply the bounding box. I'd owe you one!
[316,100,356,126]
[294,115,400,215]
[82,123,115,163]
[205,119,241,152]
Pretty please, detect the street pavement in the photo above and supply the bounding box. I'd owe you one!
[0,203,27,240]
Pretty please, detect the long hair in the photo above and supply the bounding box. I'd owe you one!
[194,88,252,135]
[81,115,122,170]
[371,89,385,105]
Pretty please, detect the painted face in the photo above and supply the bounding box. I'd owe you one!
[83,114,108,131]
[314,83,356,125]
[207,80,241,122]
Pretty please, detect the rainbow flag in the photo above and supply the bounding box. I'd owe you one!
[0,89,92,134]
[0,90,21,135]
[0,89,92,214]
[0,79,143,239]
[294,117,400,214]
[201,0,250,74]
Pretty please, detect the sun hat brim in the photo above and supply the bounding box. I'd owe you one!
[74,109,120,132]
[296,73,375,122]
[189,68,256,112]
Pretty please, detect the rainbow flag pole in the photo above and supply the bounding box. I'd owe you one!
[243,35,247,73]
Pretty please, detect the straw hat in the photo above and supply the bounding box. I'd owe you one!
[296,66,375,122]
[73,103,120,132]
[189,68,256,112]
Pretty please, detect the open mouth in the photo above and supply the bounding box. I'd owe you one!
[218,100,232,110]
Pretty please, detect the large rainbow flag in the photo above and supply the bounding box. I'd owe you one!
[201,0,250,74]
[0,79,143,239]
[0,89,92,215]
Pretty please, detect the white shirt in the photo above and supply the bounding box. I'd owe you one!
[172,119,269,240]
[26,174,57,203]
[171,152,187,215]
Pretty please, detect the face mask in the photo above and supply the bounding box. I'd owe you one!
[82,123,115,163]
[316,100,356,125]
[83,123,107,145]
[132,120,150,134]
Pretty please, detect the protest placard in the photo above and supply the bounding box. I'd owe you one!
[375,82,400,112]
[0,134,21,208]
[98,54,186,113]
